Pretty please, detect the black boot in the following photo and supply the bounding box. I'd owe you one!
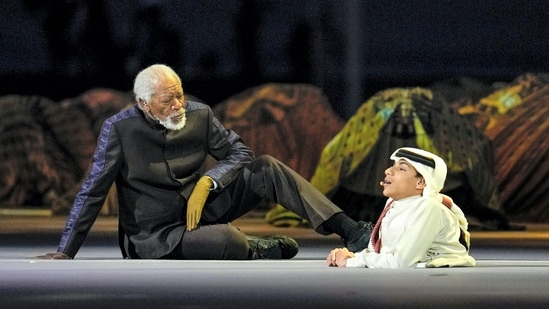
[345,221,374,252]
[247,235,299,259]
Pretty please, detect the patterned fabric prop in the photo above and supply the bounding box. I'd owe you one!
[310,87,510,229]
[459,73,549,222]
[0,95,95,209]
[0,90,132,215]
[213,83,345,226]
[214,83,344,180]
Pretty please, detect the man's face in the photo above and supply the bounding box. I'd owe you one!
[381,159,424,200]
[146,75,186,130]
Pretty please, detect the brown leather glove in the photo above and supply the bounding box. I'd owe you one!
[35,252,72,260]
[186,176,213,231]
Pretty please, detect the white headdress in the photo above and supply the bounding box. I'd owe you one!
[390,147,447,198]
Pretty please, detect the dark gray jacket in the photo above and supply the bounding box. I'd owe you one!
[57,101,254,258]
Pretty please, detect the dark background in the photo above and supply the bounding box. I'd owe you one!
[1,0,548,119]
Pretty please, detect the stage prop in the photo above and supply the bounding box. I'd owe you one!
[457,73,549,222]
[0,89,132,215]
[310,87,512,230]
[212,83,345,226]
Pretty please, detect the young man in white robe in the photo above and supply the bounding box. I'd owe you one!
[327,147,476,268]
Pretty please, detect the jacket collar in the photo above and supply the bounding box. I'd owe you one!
[137,106,166,131]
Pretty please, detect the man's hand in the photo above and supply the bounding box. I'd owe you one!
[35,252,72,260]
[326,247,355,267]
[186,176,213,231]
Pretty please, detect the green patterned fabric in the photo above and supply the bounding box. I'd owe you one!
[307,87,506,228]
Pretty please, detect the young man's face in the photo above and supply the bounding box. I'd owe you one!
[381,159,425,200]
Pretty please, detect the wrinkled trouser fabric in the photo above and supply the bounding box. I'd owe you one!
[171,155,344,259]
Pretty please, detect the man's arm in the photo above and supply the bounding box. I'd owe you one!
[201,105,254,190]
[56,118,123,258]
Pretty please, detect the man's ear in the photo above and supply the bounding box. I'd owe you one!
[416,178,426,189]
[138,99,148,109]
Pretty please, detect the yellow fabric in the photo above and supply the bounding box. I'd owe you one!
[413,117,464,173]
[480,84,523,115]
[458,84,524,131]
[265,204,310,227]
[310,87,434,195]
[186,176,213,231]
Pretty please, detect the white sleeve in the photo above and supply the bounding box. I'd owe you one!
[345,249,370,268]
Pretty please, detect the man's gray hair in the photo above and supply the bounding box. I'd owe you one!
[133,64,181,103]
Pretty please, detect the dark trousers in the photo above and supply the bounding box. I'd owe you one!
[172,155,344,259]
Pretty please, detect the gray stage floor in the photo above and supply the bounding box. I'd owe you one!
[2,215,549,308]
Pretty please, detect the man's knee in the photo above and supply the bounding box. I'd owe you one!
[182,224,249,259]
[253,155,278,166]
[248,155,284,173]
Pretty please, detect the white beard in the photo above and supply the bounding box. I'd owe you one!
[158,112,186,130]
